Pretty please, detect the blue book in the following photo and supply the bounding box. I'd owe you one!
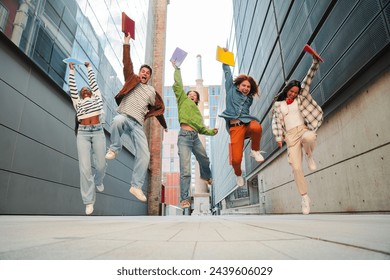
[63,57,83,65]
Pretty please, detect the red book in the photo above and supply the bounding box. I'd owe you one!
[122,12,135,39]
[304,44,324,62]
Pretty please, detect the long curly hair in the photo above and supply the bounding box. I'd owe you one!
[273,80,301,102]
[233,74,259,96]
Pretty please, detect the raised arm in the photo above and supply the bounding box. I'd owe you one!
[123,33,135,81]
[222,63,234,93]
[172,62,187,105]
[85,62,101,97]
[68,63,79,109]
[221,48,234,93]
[300,57,320,98]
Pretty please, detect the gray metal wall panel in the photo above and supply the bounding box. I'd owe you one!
[0,81,25,131]
[0,127,18,171]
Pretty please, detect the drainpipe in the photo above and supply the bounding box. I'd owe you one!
[11,0,30,46]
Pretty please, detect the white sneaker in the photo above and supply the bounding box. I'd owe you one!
[250,150,264,162]
[301,195,310,215]
[236,176,245,187]
[96,184,104,192]
[105,149,117,160]
[306,155,317,171]
[85,204,94,215]
[130,186,147,202]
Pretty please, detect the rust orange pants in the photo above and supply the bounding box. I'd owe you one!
[229,120,262,176]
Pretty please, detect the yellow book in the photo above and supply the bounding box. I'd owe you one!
[216,46,235,66]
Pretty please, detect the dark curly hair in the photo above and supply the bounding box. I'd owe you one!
[274,80,301,102]
[233,74,259,96]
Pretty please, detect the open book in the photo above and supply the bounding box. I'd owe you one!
[170,47,188,67]
[122,12,135,39]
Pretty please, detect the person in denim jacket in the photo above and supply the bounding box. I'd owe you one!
[219,48,264,188]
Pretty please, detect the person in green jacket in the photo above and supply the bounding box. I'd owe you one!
[172,62,218,209]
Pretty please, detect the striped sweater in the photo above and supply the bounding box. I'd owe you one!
[69,66,103,120]
[117,83,156,125]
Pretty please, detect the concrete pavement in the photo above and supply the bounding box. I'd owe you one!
[0,213,389,260]
[0,214,390,260]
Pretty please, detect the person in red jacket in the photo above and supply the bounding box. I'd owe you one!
[105,33,167,202]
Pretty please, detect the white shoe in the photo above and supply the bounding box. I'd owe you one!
[130,186,147,202]
[236,176,245,187]
[301,195,310,215]
[85,204,94,215]
[306,155,317,171]
[250,150,264,162]
[105,149,117,160]
[96,184,104,192]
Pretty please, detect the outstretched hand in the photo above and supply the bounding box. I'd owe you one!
[277,141,283,149]
[69,62,74,70]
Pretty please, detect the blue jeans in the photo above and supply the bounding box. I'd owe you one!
[177,128,212,202]
[77,124,107,204]
[108,114,150,188]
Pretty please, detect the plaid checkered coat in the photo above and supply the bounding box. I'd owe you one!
[272,59,323,142]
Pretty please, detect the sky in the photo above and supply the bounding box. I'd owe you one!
[163,0,233,86]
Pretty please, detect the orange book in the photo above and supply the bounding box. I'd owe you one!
[122,12,135,39]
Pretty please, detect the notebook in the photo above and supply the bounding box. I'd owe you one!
[63,57,83,65]
[303,44,324,62]
[216,46,235,66]
[169,47,188,67]
[122,12,135,39]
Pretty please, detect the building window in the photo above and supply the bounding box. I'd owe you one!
[0,3,8,32]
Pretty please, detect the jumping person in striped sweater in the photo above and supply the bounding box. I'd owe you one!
[69,61,106,215]
[105,33,167,202]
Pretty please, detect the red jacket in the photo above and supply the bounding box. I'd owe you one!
[115,44,167,129]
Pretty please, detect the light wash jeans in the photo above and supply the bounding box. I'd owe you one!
[109,114,150,188]
[77,124,107,205]
[177,128,212,202]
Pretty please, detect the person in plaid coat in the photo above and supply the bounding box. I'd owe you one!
[272,46,323,214]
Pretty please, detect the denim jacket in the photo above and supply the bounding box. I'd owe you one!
[219,63,260,132]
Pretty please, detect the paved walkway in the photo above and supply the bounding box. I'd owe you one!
[1,214,389,260]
